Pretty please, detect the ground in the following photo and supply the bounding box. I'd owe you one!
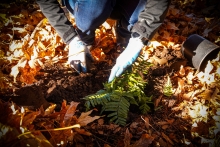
[0,0,220,147]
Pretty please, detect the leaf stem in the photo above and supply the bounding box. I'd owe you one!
[17,124,80,139]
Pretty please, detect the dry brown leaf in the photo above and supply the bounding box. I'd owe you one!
[64,102,79,126]
[153,55,168,66]
[179,65,185,76]
[74,128,92,136]
[154,95,162,108]
[199,89,212,100]
[91,48,106,61]
[166,22,179,30]
[19,64,40,84]
[22,111,40,127]
[162,125,169,130]
[158,137,167,147]
[182,91,194,100]
[78,110,101,126]
[161,132,174,145]
[10,58,27,82]
[143,117,150,129]
[157,121,169,126]
[131,134,154,147]
[124,128,132,147]
[166,119,175,125]
[98,118,104,125]
[104,144,112,147]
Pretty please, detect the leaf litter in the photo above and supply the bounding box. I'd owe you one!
[0,0,220,146]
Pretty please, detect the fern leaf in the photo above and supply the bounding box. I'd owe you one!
[103,97,129,126]
[107,112,117,118]
[115,117,127,126]
[139,103,151,114]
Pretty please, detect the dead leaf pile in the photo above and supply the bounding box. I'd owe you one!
[0,100,100,146]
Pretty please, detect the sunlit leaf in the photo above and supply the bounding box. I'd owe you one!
[64,101,79,126]
[78,110,101,126]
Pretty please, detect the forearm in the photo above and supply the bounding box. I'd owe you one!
[132,0,171,40]
[36,0,77,44]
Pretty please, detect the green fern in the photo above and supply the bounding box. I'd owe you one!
[83,55,153,126]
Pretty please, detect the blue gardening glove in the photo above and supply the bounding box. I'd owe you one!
[68,36,93,73]
[108,37,144,82]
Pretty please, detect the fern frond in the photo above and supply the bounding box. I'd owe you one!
[103,97,130,126]
[84,54,153,126]
[139,103,151,114]
[83,90,110,111]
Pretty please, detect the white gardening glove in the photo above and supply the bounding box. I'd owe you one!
[108,37,144,82]
[68,36,93,73]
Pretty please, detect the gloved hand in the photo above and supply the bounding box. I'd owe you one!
[68,36,93,73]
[108,37,144,82]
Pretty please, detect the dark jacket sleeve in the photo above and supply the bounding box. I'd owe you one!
[36,0,77,44]
[131,0,171,40]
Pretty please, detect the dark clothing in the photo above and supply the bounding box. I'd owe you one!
[36,0,170,45]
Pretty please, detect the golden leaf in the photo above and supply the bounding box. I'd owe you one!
[10,58,27,82]
[44,104,57,116]
[199,89,212,100]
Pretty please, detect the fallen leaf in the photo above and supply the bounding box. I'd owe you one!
[157,121,169,126]
[64,102,79,126]
[161,132,174,145]
[143,117,150,129]
[124,128,132,147]
[44,104,56,116]
[158,137,167,147]
[179,65,185,76]
[131,134,154,147]
[153,55,168,66]
[22,111,40,127]
[162,125,169,130]
[78,110,101,126]
[166,22,179,30]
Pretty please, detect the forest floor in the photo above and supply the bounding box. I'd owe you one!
[0,0,220,146]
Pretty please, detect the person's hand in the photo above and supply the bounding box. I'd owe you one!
[108,37,144,82]
[68,36,93,73]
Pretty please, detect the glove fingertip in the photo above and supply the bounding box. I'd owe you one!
[115,67,124,78]
[108,66,118,83]
[70,60,81,73]
[80,63,87,73]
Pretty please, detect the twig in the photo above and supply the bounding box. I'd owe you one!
[17,124,80,139]
[141,115,157,132]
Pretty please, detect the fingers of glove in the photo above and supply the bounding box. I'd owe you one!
[70,60,81,73]
[70,60,87,73]
[108,65,119,83]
